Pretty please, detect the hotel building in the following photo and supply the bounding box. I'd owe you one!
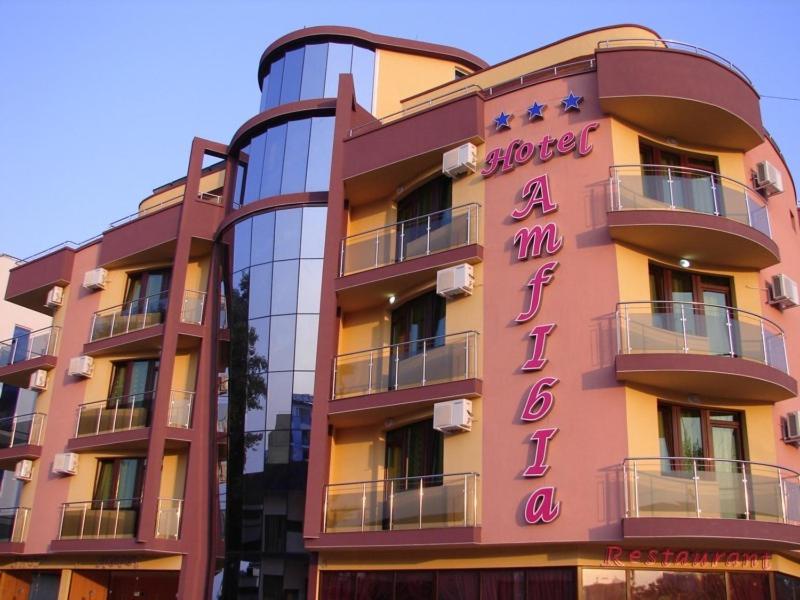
[2,22,800,600]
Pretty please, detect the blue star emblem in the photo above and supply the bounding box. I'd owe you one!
[494,111,513,130]
[561,91,583,112]
[527,101,545,120]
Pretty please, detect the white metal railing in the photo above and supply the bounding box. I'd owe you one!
[339,204,480,276]
[616,301,788,374]
[0,507,30,542]
[324,472,479,533]
[109,193,184,228]
[181,289,206,325]
[0,326,60,366]
[333,331,479,399]
[168,390,194,429]
[16,236,101,265]
[0,413,46,448]
[597,38,752,84]
[155,498,183,539]
[58,498,141,539]
[90,290,169,342]
[75,392,152,437]
[623,457,800,523]
[197,191,224,205]
[609,164,771,238]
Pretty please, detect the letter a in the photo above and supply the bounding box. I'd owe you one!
[524,487,561,524]
[512,174,556,220]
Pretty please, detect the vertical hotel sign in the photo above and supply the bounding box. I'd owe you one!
[482,120,599,523]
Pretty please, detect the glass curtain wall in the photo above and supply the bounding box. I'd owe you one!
[260,43,375,114]
[223,205,326,600]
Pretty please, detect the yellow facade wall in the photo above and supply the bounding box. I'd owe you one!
[138,169,225,213]
[158,451,187,499]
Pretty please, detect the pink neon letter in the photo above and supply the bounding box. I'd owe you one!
[523,427,559,477]
[501,139,522,173]
[520,377,558,421]
[524,486,561,524]
[511,174,556,220]
[578,122,600,156]
[516,261,558,322]
[522,323,556,371]
[513,223,563,260]
[481,148,502,177]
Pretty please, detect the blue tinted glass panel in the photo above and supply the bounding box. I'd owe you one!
[243,433,265,473]
[324,43,353,97]
[233,162,246,208]
[242,133,266,204]
[269,315,296,372]
[297,259,322,313]
[259,74,270,112]
[263,56,284,110]
[232,268,249,326]
[274,208,302,260]
[294,315,319,371]
[293,371,315,397]
[266,371,293,431]
[351,46,375,112]
[305,117,335,192]
[250,316,270,371]
[300,207,327,258]
[279,47,304,104]
[232,220,252,272]
[260,123,287,199]
[281,119,311,194]
[271,260,299,315]
[300,43,328,100]
[250,211,275,265]
[248,263,272,319]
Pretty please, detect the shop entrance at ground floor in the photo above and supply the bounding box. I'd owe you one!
[0,569,179,600]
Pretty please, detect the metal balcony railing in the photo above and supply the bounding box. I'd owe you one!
[616,301,788,374]
[109,193,183,228]
[167,390,194,429]
[324,472,479,533]
[0,326,60,366]
[155,498,183,539]
[197,191,224,205]
[90,290,169,342]
[75,392,152,437]
[0,413,46,448]
[339,204,480,276]
[596,38,752,84]
[58,498,140,539]
[0,507,30,543]
[624,457,800,523]
[181,289,206,325]
[609,164,771,238]
[333,331,480,399]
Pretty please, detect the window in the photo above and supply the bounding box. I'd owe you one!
[454,68,468,79]
[385,419,443,486]
[658,403,744,463]
[125,268,170,316]
[108,359,158,427]
[94,457,145,505]
[390,291,446,349]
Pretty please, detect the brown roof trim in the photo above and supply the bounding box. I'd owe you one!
[215,191,328,239]
[229,99,337,151]
[257,26,488,88]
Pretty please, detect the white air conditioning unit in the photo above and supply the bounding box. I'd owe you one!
[436,263,474,297]
[68,355,94,378]
[442,143,478,178]
[755,160,784,196]
[82,268,108,291]
[770,274,800,310]
[52,453,79,476]
[14,460,33,481]
[29,369,48,391]
[784,411,800,443]
[45,285,65,308]
[433,399,473,433]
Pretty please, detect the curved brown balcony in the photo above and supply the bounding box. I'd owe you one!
[623,456,800,549]
[0,326,59,387]
[616,301,796,401]
[596,39,762,150]
[608,165,778,269]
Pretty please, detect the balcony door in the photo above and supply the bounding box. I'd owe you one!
[640,142,719,214]
[389,292,445,390]
[94,457,145,506]
[125,268,170,316]
[108,359,158,428]
[396,176,451,262]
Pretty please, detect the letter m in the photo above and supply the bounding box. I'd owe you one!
[513,224,562,260]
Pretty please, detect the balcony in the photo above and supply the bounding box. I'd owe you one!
[616,301,796,401]
[622,457,800,548]
[5,245,76,315]
[596,39,762,150]
[167,390,194,429]
[0,507,30,546]
[0,326,59,387]
[85,291,168,355]
[58,498,140,540]
[155,498,183,540]
[180,290,206,325]
[70,392,151,451]
[608,165,778,268]
[332,332,480,422]
[316,473,480,548]
[0,413,46,468]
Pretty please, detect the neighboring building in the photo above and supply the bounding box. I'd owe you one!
[3,23,800,600]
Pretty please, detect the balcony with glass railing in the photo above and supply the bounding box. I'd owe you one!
[608,165,778,268]
[0,413,46,448]
[74,392,152,438]
[340,204,480,277]
[58,498,140,540]
[181,290,206,325]
[155,498,183,540]
[616,301,795,401]
[90,290,169,343]
[324,472,479,534]
[0,327,60,386]
[0,507,30,543]
[333,331,479,400]
[167,390,194,429]
[623,457,800,543]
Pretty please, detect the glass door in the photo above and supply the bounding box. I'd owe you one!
[701,289,732,357]
[396,176,451,262]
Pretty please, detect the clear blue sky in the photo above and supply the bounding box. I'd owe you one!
[1,0,798,260]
